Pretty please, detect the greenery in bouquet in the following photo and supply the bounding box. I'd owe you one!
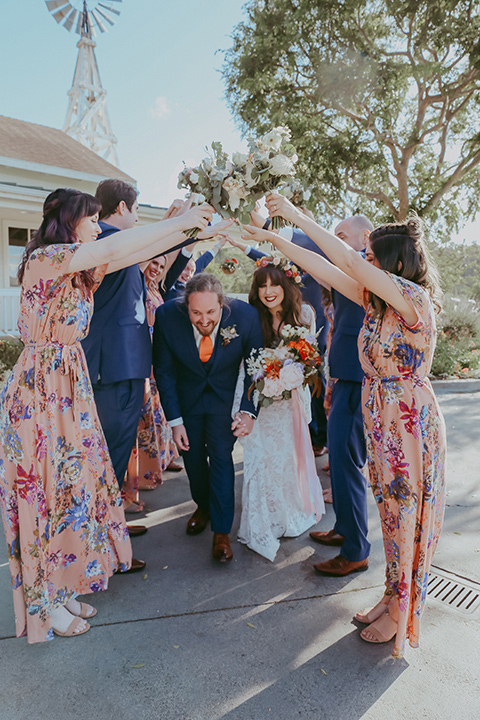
[245,126,298,229]
[177,141,258,235]
[277,177,311,209]
[177,127,298,235]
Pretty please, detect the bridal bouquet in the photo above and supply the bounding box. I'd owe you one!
[177,127,298,235]
[278,178,312,207]
[246,325,322,409]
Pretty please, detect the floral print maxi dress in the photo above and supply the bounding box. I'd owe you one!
[359,274,446,658]
[0,244,132,643]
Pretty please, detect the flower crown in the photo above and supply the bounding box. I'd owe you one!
[255,255,303,284]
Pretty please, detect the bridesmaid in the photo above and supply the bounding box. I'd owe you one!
[0,188,213,642]
[124,254,180,505]
[243,193,446,658]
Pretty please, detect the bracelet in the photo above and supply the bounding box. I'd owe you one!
[262,218,272,230]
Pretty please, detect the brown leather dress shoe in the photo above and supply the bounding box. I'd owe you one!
[212,533,233,562]
[127,524,148,537]
[309,529,345,546]
[313,554,368,576]
[186,507,210,535]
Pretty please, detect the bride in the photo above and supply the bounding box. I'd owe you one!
[237,257,325,561]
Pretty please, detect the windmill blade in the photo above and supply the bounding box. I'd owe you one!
[90,9,107,33]
[96,8,116,26]
[47,0,122,35]
[46,0,71,12]
[75,10,85,35]
[52,3,74,24]
[63,8,78,32]
[99,1,122,14]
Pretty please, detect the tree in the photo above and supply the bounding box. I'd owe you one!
[222,0,480,229]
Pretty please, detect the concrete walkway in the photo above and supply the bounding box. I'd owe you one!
[0,386,479,720]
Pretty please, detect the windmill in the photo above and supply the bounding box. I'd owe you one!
[45,0,122,167]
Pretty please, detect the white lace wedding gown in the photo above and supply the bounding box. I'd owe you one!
[236,305,325,561]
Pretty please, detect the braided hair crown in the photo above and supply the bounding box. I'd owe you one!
[370,214,423,245]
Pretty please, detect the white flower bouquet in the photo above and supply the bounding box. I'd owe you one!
[246,325,322,409]
[177,127,298,235]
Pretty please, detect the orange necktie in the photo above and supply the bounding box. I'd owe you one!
[199,335,213,362]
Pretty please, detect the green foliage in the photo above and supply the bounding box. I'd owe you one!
[438,297,480,339]
[0,336,23,382]
[429,240,480,301]
[431,297,480,376]
[223,0,480,229]
[207,248,257,294]
[431,332,480,376]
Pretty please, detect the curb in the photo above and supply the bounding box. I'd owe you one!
[431,378,480,394]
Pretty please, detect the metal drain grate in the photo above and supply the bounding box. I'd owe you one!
[428,569,480,615]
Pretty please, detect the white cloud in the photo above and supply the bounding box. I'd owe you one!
[150,96,170,119]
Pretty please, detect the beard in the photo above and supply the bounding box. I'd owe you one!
[193,321,215,337]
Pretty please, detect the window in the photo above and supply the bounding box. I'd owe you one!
[8,227,31,287]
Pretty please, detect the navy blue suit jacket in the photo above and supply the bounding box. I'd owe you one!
[153,298,263,420]
[162,248,216,302]
[290,229,365,382]
[82,221,152,384]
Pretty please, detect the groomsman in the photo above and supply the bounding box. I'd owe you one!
[82,179,149,571]
[153,273,263,562]
[277,216,373,575]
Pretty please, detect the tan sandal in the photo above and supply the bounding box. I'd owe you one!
[76,602,97,619]
[360,609,397,644]
[354,597,389,624]
[53,617,90,638]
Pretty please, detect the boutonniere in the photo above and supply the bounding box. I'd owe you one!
[220,325,239,346]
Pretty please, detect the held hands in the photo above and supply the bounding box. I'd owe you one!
[249,202,267,229]
[172,424,190,452]
[175,203,214,234]
[197,217,235,240]
[226,235,248,252]
[231,412,254,438]
[241,224,280,246]
[162,198,187,220]
[266,192,300,225]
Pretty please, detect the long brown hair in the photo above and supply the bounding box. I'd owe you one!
[249,263,307,346]
[367,215,442,317]
[18,188,101,291]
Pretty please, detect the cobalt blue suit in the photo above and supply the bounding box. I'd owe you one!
[82,221,151,488]
[153,298,263,533]
[289,229,369,562]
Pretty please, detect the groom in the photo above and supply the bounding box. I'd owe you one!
[152,273,263,562]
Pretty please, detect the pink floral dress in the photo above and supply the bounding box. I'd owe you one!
[359,274,446,658]
[0,244,132,643]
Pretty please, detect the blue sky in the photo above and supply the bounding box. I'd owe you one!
[1,1,478,242]
[1,0,248,207]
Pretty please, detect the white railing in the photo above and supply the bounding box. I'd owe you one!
[0,288,20,336]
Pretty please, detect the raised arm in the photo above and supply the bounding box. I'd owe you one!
[265,193,417,325]
[67,204,214,275]
[242,224,363,306]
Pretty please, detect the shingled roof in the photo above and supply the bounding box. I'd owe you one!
[0,115,135,183]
